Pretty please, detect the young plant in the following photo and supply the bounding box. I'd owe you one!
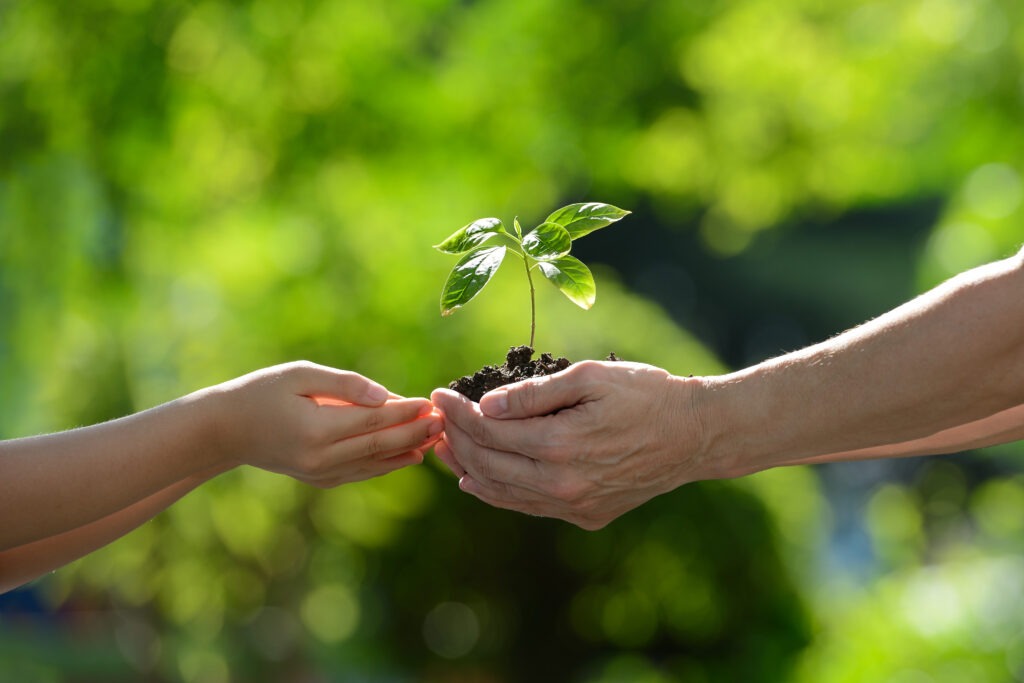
[434,202,630,348]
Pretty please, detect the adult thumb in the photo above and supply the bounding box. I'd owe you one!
[479,371,585,419]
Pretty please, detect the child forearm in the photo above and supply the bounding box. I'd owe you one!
[0,393,222,552]
[0,465,226,594]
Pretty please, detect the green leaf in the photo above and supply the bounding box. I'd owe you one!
[433,217,505,254]
[544,202,631,240]
[537,255,596,309]
[440,245,507,316]
[522,222,572,261]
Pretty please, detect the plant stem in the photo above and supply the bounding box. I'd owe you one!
[522,254,536,349]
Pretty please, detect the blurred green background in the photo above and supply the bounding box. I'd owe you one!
[2,0,1024,680]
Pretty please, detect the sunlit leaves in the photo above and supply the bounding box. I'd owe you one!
[439,245,507,316]
[537,256,597,309]
[433,217,505,254]
[435,204,628,339]
[545,203,631,239]
[522,222,571,261]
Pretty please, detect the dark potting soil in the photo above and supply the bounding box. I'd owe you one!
[449,345,620,402]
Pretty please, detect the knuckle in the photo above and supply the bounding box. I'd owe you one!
[569,505,610,530]
[476,454,496,482]
[288,360,316,375]
[578,517,608,532]
[571,360,605,383]
[460,446,493,482]
[569,516,590,530]
[361,409,387,432]
[548,475,588,503]
[335,369,361,388]
[275,360,314,387]
[361,433,386,459]
[467,418,494,448]
[297,451,329,478]
[515,380,543,415]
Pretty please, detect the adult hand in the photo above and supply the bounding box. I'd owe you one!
[210,362,443,487]
[431,360,710,530]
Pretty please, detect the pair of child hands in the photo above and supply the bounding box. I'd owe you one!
[214,361,449,488]
[0,360,465,592]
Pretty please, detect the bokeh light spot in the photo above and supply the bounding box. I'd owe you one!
[963,163,1023,220]
[423,601,480,659]
[300,583,360,644]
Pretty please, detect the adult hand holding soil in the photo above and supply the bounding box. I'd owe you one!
[431,361,709,530]
[434,248,1024,530]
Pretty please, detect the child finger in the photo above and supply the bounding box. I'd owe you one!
[325,413,443,462]
[316,398,435,442]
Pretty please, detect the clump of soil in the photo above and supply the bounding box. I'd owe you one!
[449,345,620,402]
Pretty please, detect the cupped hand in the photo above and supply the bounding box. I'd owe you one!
[210,362,443,487]
[431,360,706,530]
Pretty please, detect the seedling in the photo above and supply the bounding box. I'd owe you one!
[434,202,630,348]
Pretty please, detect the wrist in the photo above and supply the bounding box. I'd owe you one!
[180,385,242,473]
[675,370,775,480]
[661,373,743,483]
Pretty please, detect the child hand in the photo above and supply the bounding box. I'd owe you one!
[207,362,442,487]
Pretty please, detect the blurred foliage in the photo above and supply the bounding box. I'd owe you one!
[1,0,1024,681]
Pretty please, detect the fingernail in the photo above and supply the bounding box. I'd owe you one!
[417,403,434,417]
[428,420,444,436]
[481,389,508,416]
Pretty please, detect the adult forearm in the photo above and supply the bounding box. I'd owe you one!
[699,249,1024,477]
[0,467,224,594]
[0,390,225,551]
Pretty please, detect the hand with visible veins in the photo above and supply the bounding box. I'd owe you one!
[433,248,1024,530]
[432,360,701,530]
